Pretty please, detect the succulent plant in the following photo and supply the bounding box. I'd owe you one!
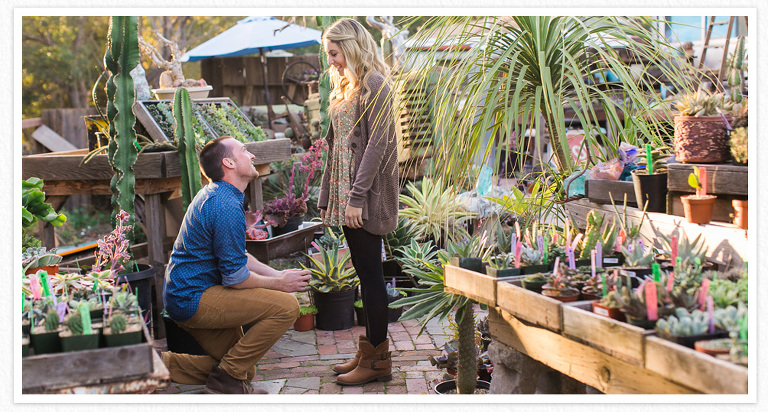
[384,217,417,259]
[656,308,710,336]
[44,309,60,332]
[579,210,604,259]
[520,244,544,266]
[620,240,655,267]
[66,312,85,336]
[709,276,748,309]
[110,313,127,334]
[597,290,621,308]
[714,303,747,332]
[658,232,708,265]
[111,290,140,314]
[674,90,733,117]
[487,252,514,270]
[730,127,748,165]
[523,272,553,283]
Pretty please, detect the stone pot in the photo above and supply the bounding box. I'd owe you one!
[673,115,731,163]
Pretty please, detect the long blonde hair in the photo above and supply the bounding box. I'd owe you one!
[323,18,391,106]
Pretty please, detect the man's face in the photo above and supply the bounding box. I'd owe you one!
[223,138,259,180]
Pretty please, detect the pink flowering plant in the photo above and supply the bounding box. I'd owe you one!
[264,139,327,227]
[92,210,133,277]
[246,210,275,240]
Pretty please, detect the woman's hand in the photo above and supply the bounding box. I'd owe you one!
[345,205,363,229]
[320,209,326,221]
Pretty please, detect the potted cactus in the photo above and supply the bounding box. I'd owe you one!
[673,90,735,163]
[592,289,625,321]
[620,239,655,277]
[294,304,318,332]
[521,272,553,293]
[22,247,63,276]
[680,166,716,224]
[30,308,63,355]
[59,310,100,352]
[103,312,143,347]
[541,263,580,302]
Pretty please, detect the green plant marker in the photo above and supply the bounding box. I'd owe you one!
[739,312,748,341]
[37,271,52,297]
[652,263,661,282]
[543,235,549,264]
[694,257,701,267]
[645,144,653,175]
[601,274,607,297]
[134,261,140,272]
[676,256,682,267]
[79,303,92,335]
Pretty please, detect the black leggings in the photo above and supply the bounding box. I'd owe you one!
[342,226,388,347]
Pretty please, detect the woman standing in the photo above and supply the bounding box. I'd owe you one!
[318,18,399,386]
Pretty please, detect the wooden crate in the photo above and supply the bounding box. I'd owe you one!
[644,335,748,394]
[133,97,259,142]
[667,162,748,196]
[443,264,508,307]
[496,279,566,332]
[245,222,320,262]
[22,321,154,393]
[561,301,654,366]
[585,179,637,207]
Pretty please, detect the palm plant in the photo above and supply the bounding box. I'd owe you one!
[398,177,475,245]
[399,15,702,197]
[390,247,479,394]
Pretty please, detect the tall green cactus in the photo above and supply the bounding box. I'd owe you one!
[173,88,203,210]
[456,302,477,394]
[104,16,140,241]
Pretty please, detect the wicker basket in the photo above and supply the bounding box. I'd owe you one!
[673,115,731,163]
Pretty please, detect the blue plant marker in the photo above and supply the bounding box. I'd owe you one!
[477,165,493,196]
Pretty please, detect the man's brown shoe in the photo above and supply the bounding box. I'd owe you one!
[204,365,268,394]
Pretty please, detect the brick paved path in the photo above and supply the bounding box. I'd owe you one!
[153,315,462,395]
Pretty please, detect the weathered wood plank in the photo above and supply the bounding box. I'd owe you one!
[132,101,169,142]
[585,179,637,207]
[444,265,498,307]
[644,336,747,394]
[564,199,747,270]
[31,125,79,152]
[40,178,182,196]
[667,162,748,196]
[562,301,653,366]
[22,150,170,181]
[488,308,697,394]
[22,117,43,129]
[496,279,564,332]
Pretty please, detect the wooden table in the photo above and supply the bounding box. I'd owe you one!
[21,138,292,337]
[444,265,749,395]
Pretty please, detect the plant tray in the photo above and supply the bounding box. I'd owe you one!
[585,179,637,207]
[561,301,654,366]
[644,335,747,394]
[245,222,320,262]
[496,279,572,332]
[22,320,154,393]
[133,97,263,143]
[444,264,516,307]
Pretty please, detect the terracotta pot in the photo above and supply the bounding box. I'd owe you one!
[680,194,716,224]
[732,199,748,229]
[541,290,579,302]
[673,115,731,163]
[24,264,59,276]
[591,301,625,322]
[293,312,315,332]
[694,338,733,356]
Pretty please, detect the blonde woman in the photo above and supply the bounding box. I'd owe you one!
[318,18,399,386]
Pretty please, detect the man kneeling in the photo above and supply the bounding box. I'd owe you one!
[162,136,310,394]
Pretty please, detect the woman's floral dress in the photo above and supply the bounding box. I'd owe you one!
[323,94,359,227]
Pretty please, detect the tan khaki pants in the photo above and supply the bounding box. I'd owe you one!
[162,285,299,384]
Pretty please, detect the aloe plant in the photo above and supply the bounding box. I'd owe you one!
[174,87,203,211]
[104,16,140,241]
[302,242,359,293]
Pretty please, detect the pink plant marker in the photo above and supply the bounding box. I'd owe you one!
[515,241,522,269]
[666,273,675,293]
[30,277,42,300]
[699,168,707,197]
[699,278,711,310]
[707,295,715,334]
[515,221,521,239]
[670,235,678,264]
[552,257,560,279]
[646,282,658,321]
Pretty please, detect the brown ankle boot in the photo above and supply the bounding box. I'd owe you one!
[333,335,368,374]
[336,339,392,386]
[204,365,268,394]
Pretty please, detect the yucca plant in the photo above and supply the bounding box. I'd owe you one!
[398,177,475,245]
[302,242,359,293]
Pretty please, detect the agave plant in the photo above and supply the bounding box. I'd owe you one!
[398,177,475,244]
[302,242,359,293]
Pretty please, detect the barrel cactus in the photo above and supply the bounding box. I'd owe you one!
[110,313,127,334]
[44,309,60,332]
[66,312,84,336]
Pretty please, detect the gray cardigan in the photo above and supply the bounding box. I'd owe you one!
[318,72,399,236]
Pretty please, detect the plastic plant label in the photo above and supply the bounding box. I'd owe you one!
[79,303,93,335]
[645,282,658,321]
[476,165,493,196]
[596,242,602,268]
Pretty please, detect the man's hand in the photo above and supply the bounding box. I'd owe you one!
[345,205,363,229]
[279,268,311,293]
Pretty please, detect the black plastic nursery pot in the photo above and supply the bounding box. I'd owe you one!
[29,327,62,355]
[104,325,144,348]
[117,264,155,324]
[520,264,550,275]
[163,314,208,356]
[387,295,404,323]
[485,267,522,278]
[656,329,730,349]
[449,257,484,273]
[60,332,100,352]
[313,289,355,331]
[434,379,491,394]
[355,306,367,327]
[632,171,668,213]
[272,216,303,236]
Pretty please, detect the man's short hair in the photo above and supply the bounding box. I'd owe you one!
[199,136,233,181]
